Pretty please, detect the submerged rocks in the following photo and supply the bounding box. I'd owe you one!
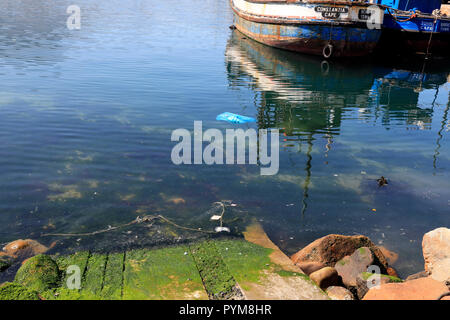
[2,239,48,259]
[0,254,15,272]
[15,254,60,293]
[378,246,399,265]
[291,234,388,272]
[0,282,40,300]
[326,286,354,300]
[309,267,341,290]
[422,227,450,283]
[0,239,49,274]
[363,277,449,300]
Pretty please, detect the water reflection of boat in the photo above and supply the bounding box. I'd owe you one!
[225,31,450,216]
[226,31,450,134]
[229,0,384,58]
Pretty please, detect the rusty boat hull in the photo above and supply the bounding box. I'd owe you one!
[230,0,384,58]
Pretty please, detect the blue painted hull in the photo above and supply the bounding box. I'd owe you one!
[377,14,450,55]
[233,12,382,57]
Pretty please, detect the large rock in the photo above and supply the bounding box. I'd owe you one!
[422,227,450,282]
[309,267,341,290]
[291,234,388,272]
[326,286,354,300]
[363,277,449,300]
[405,270,429,282]
[2,239,48,259]
[335,247,374,288]
[15,254,60,293]
[296,261,326,276]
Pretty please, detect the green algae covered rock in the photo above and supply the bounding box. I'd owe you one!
[0,282,40,300]
[15,254,60,292]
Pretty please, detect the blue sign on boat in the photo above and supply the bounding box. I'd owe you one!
[216,112,256,124]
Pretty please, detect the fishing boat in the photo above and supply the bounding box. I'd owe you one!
[375,0,450,56]
[229,0,385,58]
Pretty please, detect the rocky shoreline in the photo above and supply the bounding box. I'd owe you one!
[0,226,449,300]
[289,227,450,300]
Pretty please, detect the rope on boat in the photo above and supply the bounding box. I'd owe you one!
[386,7,417,22]
[323,0,336,59]
[424,10,440,59]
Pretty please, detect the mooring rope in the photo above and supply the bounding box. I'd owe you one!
[425,11,440,59]
[386,7,417,22]
[41,202,226,237]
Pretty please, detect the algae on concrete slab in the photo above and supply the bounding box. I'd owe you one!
[215,239,272,286]
[101,252,125,300]
[189,240,240,300]
[82,253,107,296]
[55,251,90,288]
[122,246,207,300]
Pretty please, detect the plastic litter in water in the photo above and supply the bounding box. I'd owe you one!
[215,227,230,233]
[216,112,256,124]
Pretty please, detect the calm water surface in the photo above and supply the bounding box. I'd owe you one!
[0,0,449,277]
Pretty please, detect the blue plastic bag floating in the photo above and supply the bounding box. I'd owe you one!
[216,112,256,124]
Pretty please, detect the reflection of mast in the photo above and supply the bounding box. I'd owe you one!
[433,91,450,171]
[324,134,333,164]
[301,135,313,220]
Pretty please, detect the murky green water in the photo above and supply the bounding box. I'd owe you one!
[0,0,449,277]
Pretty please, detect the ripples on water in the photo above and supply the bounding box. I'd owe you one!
[0,0,449,276]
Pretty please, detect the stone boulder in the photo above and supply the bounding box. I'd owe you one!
[326,286,354,300]
[335,247,374,288]
[15,254,60,293]
[296,261,326,276]
[309,267,341,290]
[2,239,48,259]
[291,234,388,272]
[405,270,429,281]
[363,277,449,300]
[422,227,450,282]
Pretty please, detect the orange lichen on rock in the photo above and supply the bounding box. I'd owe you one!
[2,239,48,258]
